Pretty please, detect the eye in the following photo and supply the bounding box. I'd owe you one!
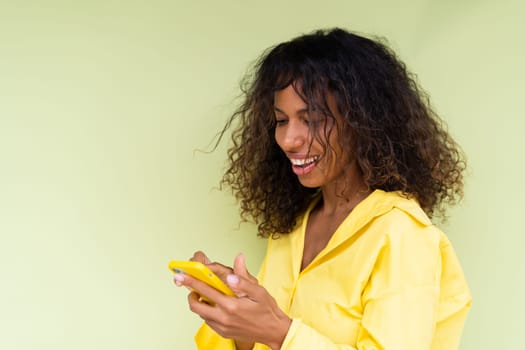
[275,118,288,126]
[305,113,327,127]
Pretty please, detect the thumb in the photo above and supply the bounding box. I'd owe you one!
[226,254,258,297]
[233,253,248,277]
[233,253,256,282]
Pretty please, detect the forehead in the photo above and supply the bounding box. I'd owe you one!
[273,83,341,118]
[274,85,307,109]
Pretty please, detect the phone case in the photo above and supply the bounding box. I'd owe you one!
[168,260,235,297]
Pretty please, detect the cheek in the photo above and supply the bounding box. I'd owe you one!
[323,135,350,169]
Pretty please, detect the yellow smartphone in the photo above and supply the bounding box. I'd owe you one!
[168,260,235,299]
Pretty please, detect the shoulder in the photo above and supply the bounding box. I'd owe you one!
[376,205,441,242]
[375,207,443,268]
[361,191,444,256]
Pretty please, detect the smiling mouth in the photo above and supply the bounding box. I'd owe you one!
[289,156,319,168]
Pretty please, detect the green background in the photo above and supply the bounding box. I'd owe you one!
[0,1,523,349]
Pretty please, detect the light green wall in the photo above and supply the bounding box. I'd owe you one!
[0,1,522,349]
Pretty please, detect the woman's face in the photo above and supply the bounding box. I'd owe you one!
[274,84,352,189]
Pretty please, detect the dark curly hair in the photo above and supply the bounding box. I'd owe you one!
[218,28,465,237]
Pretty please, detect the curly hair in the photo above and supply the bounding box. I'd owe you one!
[219,28,466,237]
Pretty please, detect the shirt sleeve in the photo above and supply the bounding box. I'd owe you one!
[280,318,359,349]
[194,323,236,350]
[195,323,277,350]
[356,225,442,349]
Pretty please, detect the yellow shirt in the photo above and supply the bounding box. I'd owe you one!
[195,190,472,349]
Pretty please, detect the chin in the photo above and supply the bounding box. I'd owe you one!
[297,177,323,189]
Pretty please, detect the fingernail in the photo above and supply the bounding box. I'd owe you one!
[227,274,239,286]
[174,273,185,286]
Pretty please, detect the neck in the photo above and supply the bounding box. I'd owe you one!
[318,170,371,216]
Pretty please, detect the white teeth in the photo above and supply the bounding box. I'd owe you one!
[290,156,318,166]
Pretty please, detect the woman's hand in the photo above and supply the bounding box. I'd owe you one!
[174,253,291,350]
[187,251,254,350]
[189,251,235,285]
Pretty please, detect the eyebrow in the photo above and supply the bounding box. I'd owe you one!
[273,106,309,116]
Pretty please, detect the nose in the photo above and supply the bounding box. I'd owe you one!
[277,121,308,152]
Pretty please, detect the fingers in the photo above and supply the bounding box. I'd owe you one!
[182,252,259,299]
[190,251,211,264]
[233,253,257,283]
[187,290,202,305]
[207,262,234,281]
[187,290,217,322]
[175,272,230,305]
[184,278,239,328]
[190,251,233,281]
[226,273,264,300]
[233,253,248,277]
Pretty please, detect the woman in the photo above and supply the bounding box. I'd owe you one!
[173,28,472,350]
